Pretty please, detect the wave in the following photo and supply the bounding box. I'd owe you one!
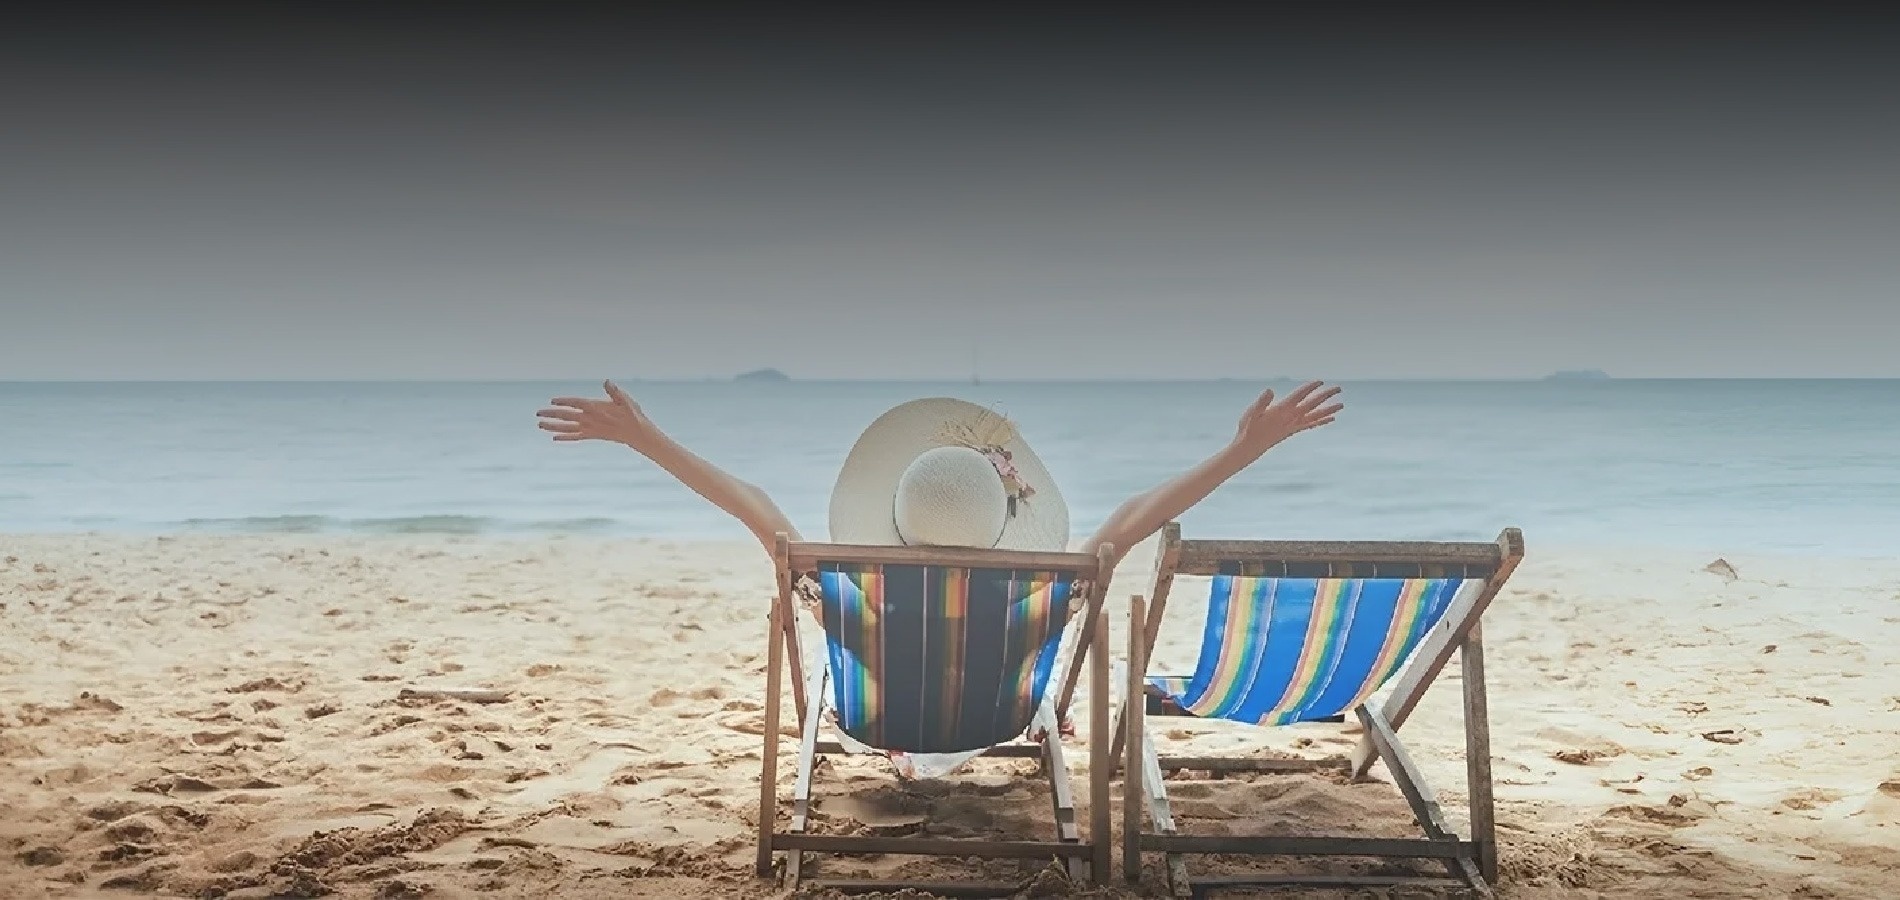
[174,515,625,535]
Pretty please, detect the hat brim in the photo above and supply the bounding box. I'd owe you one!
[828,398,1070,551]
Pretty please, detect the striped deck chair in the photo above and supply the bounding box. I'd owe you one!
[756,536,1119,896]
[1118,523,1525,898]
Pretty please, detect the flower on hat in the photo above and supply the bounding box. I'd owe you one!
[934,407,1036,516]
[982,447,1035,502]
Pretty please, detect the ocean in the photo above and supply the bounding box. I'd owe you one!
[1,379,1895,555]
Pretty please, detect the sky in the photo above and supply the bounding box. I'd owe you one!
[3,8,1898,380]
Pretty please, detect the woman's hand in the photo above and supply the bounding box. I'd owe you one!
[1081,379,1345,571]
[1230,380,1343,458]
[537,380,663,452]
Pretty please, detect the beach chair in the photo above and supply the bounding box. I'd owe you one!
[1119,522,1524,898]
[756,535,1119,895]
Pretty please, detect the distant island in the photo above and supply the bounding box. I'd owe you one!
[1544,369,1612,381]
[734,368,791,383]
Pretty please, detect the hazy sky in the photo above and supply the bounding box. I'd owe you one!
[3,8,1897,379]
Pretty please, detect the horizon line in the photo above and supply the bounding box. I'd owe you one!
[3,375,1897,384]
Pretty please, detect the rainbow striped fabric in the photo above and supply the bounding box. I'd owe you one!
[815,562,1079,754]
[1148,562,1473,726]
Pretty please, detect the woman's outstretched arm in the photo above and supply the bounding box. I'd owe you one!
[1083,381,1343,567]
[537,380,802,555]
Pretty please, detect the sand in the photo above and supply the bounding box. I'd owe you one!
[1,533,1896,899]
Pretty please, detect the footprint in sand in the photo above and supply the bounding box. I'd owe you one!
[1539,727,1627,765]
[226,676,303,694]
[648,686,724,707]
[504,745,646,808]
[1781,788,1846,812]
[712,710,798,737]
[1611,793,1717,827]
[828,794,931,830]
[1552,747,1622,766]
[1855,779,1900,824]
[83,800,148,823]
[1167,783,1216,800]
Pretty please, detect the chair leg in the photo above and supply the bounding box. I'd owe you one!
[757,597,787,877]
[1122,597,1146,885]
[785,667,828,888]
[1123,595,1190,896]
[1463,625,1498,886]
[1032,699,1087,883]
[1117,696,1138,882]
[1088,603,1111,886]
[1138,726,1190,897]
[1358,704,1490,895]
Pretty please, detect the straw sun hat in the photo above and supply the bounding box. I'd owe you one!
[828,398,1069,552]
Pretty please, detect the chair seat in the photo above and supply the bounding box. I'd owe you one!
[815,562,1081,753]
[1144,675,1346,724]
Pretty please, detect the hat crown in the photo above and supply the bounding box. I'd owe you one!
[892,446,1008,548]
[828,397,1069,551]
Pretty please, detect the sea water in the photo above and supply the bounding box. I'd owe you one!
[1,379,1895,555]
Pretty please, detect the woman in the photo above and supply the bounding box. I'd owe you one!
[534,379,1342,568]
[537,381,1340,777]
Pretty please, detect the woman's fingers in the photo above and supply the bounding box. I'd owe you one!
[1280,380,1324,406]
[1307,401,1344,421]
[539,388,629,443]
[1299,386,1342,411]
[1250,381,1325,421]
[603,380,636,409]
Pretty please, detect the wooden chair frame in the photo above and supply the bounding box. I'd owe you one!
[756,535,1119,896]
[1119,523,1524,898]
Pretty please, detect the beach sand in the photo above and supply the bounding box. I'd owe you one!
[2,534,1895,899]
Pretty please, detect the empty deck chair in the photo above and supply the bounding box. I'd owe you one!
[756,536,1119,896]
[1120,523,1524,897]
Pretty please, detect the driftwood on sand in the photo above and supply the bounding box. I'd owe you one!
[396,688,511,704]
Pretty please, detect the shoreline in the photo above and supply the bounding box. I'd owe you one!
[6,528,1894,560]
[3,534,1896,898]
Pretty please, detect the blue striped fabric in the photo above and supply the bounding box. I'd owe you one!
[1147,574,1466,726]
[817,562,1079,754]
